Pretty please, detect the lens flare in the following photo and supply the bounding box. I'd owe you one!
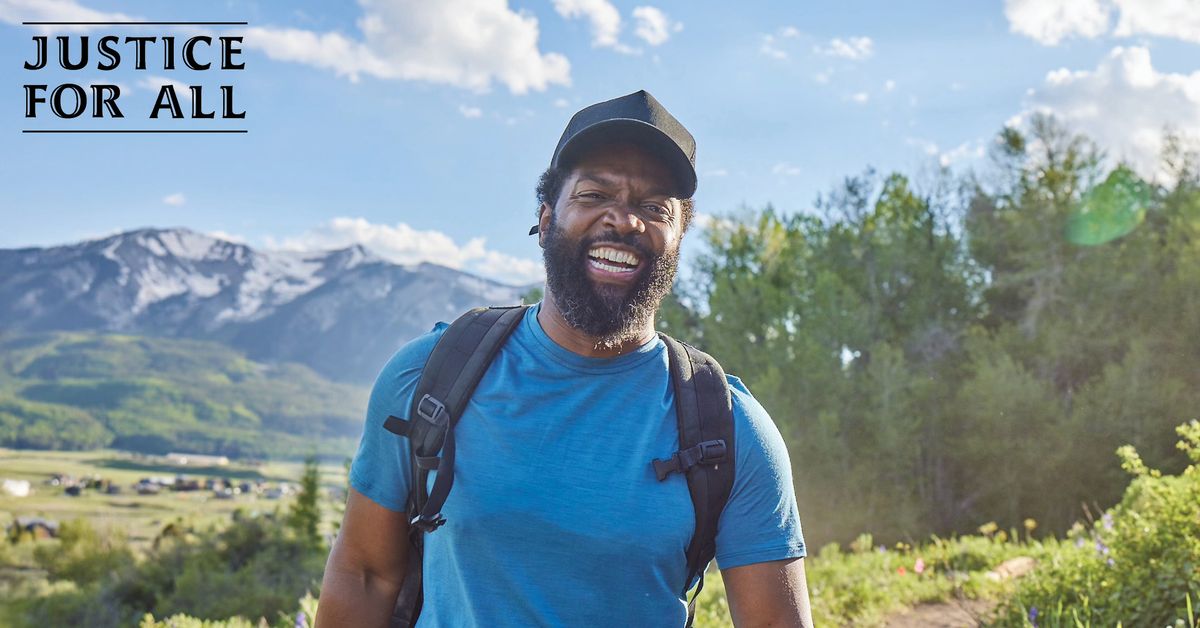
[1065,166,1151,246]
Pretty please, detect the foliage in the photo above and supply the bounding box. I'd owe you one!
[0,333,367,459]
[666,117,1200,546]
[994,421,1200,627]
[287,455,322,548]
[6,510,325,627]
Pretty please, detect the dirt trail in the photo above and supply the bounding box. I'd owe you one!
[884,598,995,627]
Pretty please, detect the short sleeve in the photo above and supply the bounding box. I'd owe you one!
[713,375,807,569]
[348,323,448,512]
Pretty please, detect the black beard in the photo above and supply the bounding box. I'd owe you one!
[542,217,679,351]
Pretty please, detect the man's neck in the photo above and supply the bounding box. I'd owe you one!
[536,291,656,358]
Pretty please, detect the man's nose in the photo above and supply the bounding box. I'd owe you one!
[602,200,645,234]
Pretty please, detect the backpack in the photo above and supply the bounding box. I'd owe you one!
[381,305,735,628]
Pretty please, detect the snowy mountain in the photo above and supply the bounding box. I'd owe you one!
[0,228,535,383]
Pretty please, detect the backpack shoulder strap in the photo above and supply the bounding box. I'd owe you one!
[655,333,736,628]
[383,304,527,628]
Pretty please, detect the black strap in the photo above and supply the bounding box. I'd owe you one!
[387,305,528,628]
[658,333,736,628]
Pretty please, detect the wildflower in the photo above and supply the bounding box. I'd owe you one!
[1075,537,1086,548]
[1023,518,1037,533]
[1095,540,1110,556]
[914,558,926,574]
[1106,558,1114,567]
[897,566,907,575]
[1101,512,1114,530]
[295,611,308,628]
[978,521,998,536]
[876,545,887,553]
[1029,605,1039,627]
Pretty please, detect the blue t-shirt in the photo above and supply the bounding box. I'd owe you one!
[350,304,805,627]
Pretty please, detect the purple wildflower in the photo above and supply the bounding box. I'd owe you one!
[1094,540,1110,556]
[1106,558,1115,567]
[1029,606,1039,627]
[1075,537,1086,548]
[1102,513,1114,530]
[295,611,308,628]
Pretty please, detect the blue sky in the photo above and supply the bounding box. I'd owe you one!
[2,0,1198,284]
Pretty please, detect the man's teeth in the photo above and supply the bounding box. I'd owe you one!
[590,259,636,273]
[588,246,641,266]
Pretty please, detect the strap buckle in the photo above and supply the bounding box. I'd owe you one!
[416,394,447,426]
[410,512,447,533]
[652,439,727,481]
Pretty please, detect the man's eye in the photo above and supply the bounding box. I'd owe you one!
[644,204,670,215]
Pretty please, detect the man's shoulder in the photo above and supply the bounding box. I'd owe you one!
[371,321,451,393]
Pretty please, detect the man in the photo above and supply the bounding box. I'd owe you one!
[316,91,813,627]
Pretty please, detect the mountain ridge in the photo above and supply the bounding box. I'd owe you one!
[0,227,538,384]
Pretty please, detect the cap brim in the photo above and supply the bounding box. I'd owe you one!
[551,119,697,198]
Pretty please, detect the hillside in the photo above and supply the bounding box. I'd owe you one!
[0,228,532,384]
[0,332,369,459]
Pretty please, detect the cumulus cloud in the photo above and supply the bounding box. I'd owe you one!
[1012,46,1200,180]
[241,0,570,94]
[162,193,186,206]
[0,0,135,32]
[1005,0,1110,45]
[553,0,622,48]
[632,6,681,46]
[815,36,873,60]
[1112,0,1200,43]
[458,104,482,118]
[1006,0,1200,45]
[267,217,545,285]
[850,92,869,104]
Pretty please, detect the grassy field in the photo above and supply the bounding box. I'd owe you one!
[0,448,348,548]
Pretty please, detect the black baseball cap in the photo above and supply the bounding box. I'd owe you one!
[529,90,697,236]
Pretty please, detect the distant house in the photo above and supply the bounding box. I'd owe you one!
[1,479,31,497]
[166,452,230,467]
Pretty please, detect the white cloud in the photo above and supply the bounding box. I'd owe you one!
[207,230,246,244]
[0,0,135,32]
[906,137,986,168]
[1113,0,1200,43]
[552,98,570,107]
[813,69,833,84]
[241,0,570,94]
[458,104,482,118]
[938,140,986,167]
[268,217,545,285]
[850,91,869,104]
[1004,0,1110,45]
[1004,0,1200,45]
[139,76,193,104]
[884,79,896,92]
[632,6,681,46]
[162,193,186,206]
[553,0,622,48]
[772,162,802,176]
[760,34,788,60]
[815,36,873,60]
[1014,46,1200,181]
[780,26,800,38]
[705,168,729,177]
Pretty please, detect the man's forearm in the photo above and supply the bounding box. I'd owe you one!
[314,557,405,627]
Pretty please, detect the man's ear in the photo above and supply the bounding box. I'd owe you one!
[537,202,553,248]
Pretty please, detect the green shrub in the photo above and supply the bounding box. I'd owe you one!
[995,421,1200,627]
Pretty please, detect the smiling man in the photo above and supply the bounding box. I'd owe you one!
[316,91,813,628]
